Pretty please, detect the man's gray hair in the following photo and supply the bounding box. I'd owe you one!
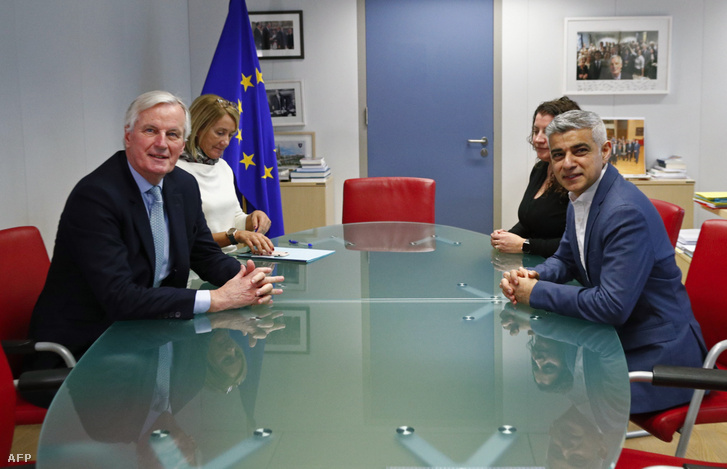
[545,110,607,148]
[124,90,191,140]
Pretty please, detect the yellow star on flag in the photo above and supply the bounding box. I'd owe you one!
[237,99,243,113]
[235,129,242,143]
[240,152,256,169]
[263,166,275,179]
[240,73,254,92]
[256,68,264,84]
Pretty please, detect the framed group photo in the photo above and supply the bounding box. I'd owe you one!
[603,118,646,176]
[250,11,304,60]
[564,16,671,95]
[266,80,305,127]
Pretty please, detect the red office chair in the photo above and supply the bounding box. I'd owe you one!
[617,366,727,469]
[629,219,727,457]
[617,448,727,469]
[686,219,727,370]
[0,346,15,463]
[0,226,75,426]
[649,198,685,248]
[0,347,36,467]
[342,177,436,224]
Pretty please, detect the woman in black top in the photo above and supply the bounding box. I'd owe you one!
[491,96,580,258]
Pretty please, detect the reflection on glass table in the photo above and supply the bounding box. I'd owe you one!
[255,222,544,302]
[38,300,629,468]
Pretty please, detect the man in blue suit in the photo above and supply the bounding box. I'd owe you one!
[30,91,283,365]
[500,110,705,414]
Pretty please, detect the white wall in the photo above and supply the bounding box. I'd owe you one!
[189,0,361,228]
[696,1,727,226]
[0,0,193,251]
[499,0,726,230]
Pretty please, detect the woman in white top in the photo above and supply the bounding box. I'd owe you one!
[177,94,275,254]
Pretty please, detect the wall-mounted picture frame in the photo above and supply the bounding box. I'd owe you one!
[265,306,309,353]
[274,131,315,167]
[266,80,304,127]
[564,16,671,95]
[250,11,304,60]
[603,118,646,177]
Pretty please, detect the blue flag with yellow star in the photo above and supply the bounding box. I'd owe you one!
[202,0,284,238]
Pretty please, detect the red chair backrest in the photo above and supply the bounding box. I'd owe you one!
[0,226,50,341]
[342,177,436,224]
[650,198,684,248]
[0,348,16,460]
[685,219,727,368]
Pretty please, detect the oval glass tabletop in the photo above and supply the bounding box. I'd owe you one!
[36,223,630,468]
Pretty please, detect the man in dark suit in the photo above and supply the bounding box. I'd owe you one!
[587,51,604,80]
[29,91,283,364]
[500,110,706,414]
[253,22,263,50]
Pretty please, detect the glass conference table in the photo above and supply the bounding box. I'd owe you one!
[36,223,631,469]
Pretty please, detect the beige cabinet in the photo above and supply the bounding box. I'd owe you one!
[279,178,334,234]
[629,178,695,229]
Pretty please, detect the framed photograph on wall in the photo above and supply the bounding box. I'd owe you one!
[603,117,646,176]
[275,131,315,166]
[250,11,304,60]
[265,306,309,353]
[266,80,305,127]
[564,16,671,95]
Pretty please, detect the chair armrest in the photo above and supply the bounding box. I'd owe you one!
[1,339,76,368]
[1,339,37,355]
[15,368,72,409]
[17,368,71,392]
[651,365,727,392]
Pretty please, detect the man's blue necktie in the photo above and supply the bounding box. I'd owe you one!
[148,186,165,288]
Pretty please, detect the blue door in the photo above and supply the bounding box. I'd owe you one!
[365,0,494,233]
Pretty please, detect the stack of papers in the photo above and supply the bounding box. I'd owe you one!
[656,156,687,170]
[676,228,700,257]
[649,155,689,179]
[290,157,331,183]
[693,192,727,209]
[648,167,689,179]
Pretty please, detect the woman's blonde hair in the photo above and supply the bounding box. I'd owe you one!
[185,94,241,158]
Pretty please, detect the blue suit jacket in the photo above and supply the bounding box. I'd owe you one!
[530,164,706,413]
[30,151,241,357]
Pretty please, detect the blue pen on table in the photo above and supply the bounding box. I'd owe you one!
[288,239,313,248]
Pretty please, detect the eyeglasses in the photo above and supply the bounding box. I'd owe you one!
[216,98,237,111]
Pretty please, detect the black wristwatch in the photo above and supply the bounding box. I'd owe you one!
[226,228,238,245]
[522,239,531,254]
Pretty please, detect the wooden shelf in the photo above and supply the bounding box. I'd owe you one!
[696,204,727,219]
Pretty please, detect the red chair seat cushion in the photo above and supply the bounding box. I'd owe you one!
[630,390,727,442]
[617,447,727,469]
[14,396,47,426]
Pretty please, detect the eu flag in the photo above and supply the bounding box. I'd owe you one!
[202,0,285,238]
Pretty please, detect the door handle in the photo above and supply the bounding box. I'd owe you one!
[467,136,489,157]
[467,137,488,145]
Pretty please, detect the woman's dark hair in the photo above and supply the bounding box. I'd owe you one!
[527,96,581,146]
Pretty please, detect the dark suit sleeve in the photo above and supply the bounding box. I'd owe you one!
[531,205,654,326]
